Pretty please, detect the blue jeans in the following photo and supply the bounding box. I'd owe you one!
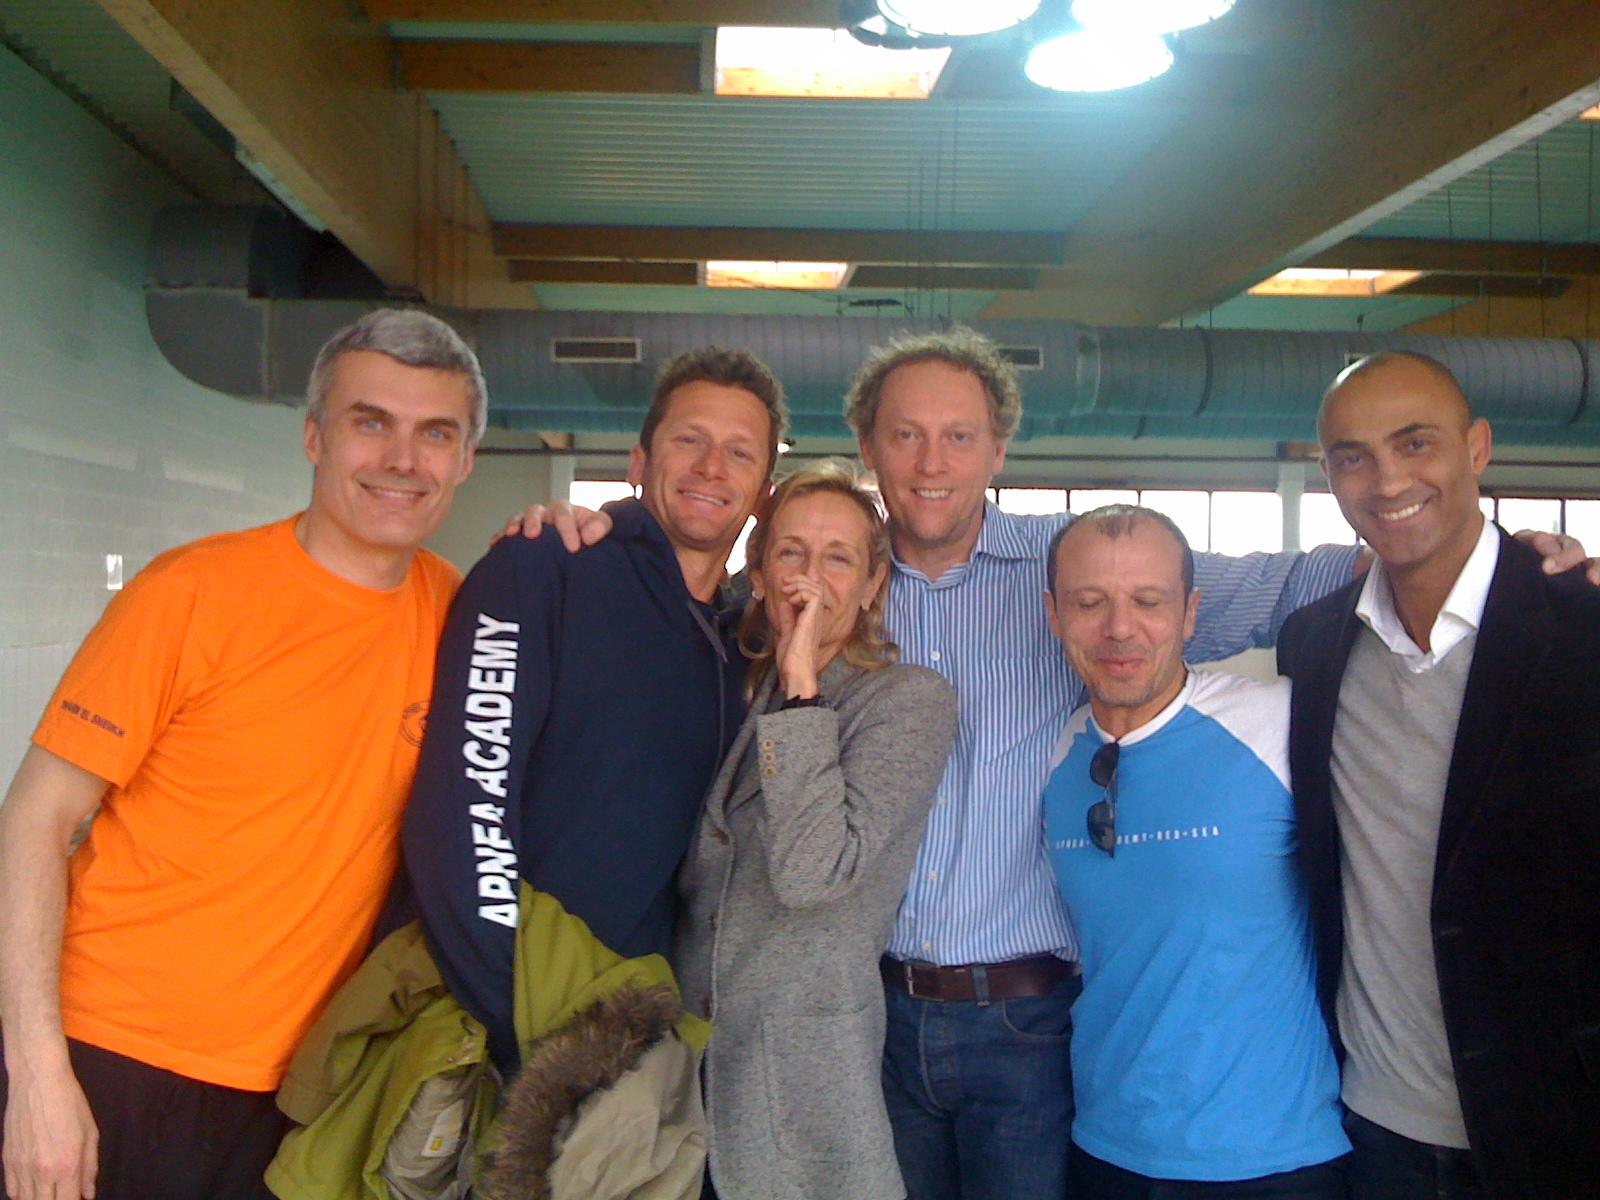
[1344,1111,1484,1200]
[881,972,1082,1200]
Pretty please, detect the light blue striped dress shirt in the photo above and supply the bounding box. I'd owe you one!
[882,502,1359,966]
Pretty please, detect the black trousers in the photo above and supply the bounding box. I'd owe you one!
[1069,1143,1351,1200]
[1344,1111,1485,1200]
[0,1039,290,1200]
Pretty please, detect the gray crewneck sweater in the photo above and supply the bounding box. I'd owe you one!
[1330,623,1475,1149]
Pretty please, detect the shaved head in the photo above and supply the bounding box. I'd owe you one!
[1317,348,1491,591]
[1320,352,1472,442]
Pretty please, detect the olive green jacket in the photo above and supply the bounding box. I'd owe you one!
[267,885,710,1200]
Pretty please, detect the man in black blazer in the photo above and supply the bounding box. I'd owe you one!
[1278,351,1600,1200]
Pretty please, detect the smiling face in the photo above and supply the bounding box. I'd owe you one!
[1319,357,1491,582]
[751,488,888,666]
[858,358,1007,579]
[301,349,476,582]
[1045,518,1199,738]
[629,380,773,559]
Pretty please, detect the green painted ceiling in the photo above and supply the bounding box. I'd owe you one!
[1180,293,1468,334]
[426,92,1186,232]
[10,3,1599,337]
[1365,119,1600,243]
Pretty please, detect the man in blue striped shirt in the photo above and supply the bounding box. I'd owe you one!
[846,327,1360,1200]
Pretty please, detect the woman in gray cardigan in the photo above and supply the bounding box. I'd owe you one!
[676,461,957,1200]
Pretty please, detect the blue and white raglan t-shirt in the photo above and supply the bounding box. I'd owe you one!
[1043,670,1348,1181]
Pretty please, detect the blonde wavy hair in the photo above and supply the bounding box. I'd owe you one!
[736,459,898,698]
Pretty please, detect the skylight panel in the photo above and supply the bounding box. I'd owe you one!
[715,27,950,99]
[704,261,852,289]
[1247,268,1422,297]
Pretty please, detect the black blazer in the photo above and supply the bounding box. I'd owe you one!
[1278,529,1600,1199]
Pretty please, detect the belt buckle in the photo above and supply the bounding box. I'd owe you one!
[903,960,920,999]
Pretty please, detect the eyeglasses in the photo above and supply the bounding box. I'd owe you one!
[1087,741,1120,856]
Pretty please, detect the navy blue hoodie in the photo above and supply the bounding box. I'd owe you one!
[403,499,744,1070]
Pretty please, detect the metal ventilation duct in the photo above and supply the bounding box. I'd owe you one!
[146,205,1600,446]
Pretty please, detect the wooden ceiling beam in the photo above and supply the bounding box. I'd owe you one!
[510,259,700,284]
[95,0,529,308]
[1401,282,1600,339]
[982,1,1600,326]
[849,265,1038,290]
[1390,273,1571,298]
[1307,237,1600,277]
[495,224,1067,266]
[399,40,701,94]
[364,1,843,26]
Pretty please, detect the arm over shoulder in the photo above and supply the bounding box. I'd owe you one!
[403,534,563,1072]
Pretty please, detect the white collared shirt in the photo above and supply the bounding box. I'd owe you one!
[1354,517,1500,674]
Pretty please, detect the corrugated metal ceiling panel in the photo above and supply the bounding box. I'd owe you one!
[1366,120,1600,244]
[428,93,1185,231]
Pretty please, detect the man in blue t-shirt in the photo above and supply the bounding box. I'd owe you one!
[1040,504,1349,1199]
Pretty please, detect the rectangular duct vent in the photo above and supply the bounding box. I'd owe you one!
[998,345,1044,370]
[551,337,642,365]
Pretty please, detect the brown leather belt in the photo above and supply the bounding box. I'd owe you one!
[879,954,1080,1003]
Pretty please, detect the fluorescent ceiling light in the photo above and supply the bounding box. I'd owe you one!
[876,0,1041,37]
[1247,268,1424,297]
[716,27,950,99]
[1071,0,1237,36]
[705,261,851,289]
[1025,31,1173,92]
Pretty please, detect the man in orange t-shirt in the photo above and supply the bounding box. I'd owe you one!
[0,309,481,1200]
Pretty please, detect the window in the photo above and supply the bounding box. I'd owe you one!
[995,487,1066,514]
[1495,497,1562,536]
[1567,499,1600,549]
[1482,496,1600,542]
[1299,493,1357,548]
[1210,492,1282,556]
[1068,488,1138,511]
[569,480,634,511]
[1139,491,1212,553]
[989,487,1600,556]
[991,487,1280,554]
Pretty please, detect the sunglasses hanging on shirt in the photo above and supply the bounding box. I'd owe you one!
[1087,740,1120,856]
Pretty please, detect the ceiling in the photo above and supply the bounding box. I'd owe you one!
[6,0,1600,339]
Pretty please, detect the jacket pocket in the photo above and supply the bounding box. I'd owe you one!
[760,1006,888,1162]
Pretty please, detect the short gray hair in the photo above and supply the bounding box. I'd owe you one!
[306,309,488,445]
[845,325,1023,442]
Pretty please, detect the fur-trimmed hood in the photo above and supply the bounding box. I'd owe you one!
[478,983,695,1200]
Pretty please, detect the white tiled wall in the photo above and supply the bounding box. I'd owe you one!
[0,45,311,785]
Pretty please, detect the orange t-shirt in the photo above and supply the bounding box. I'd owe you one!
[33,517,460,1092]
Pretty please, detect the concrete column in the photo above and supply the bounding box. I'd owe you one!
[1278,461,1306,552]
[545,452,575,503]
[425,452,558,574]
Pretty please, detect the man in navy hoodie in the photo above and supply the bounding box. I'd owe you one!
[402,347,784,1073]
